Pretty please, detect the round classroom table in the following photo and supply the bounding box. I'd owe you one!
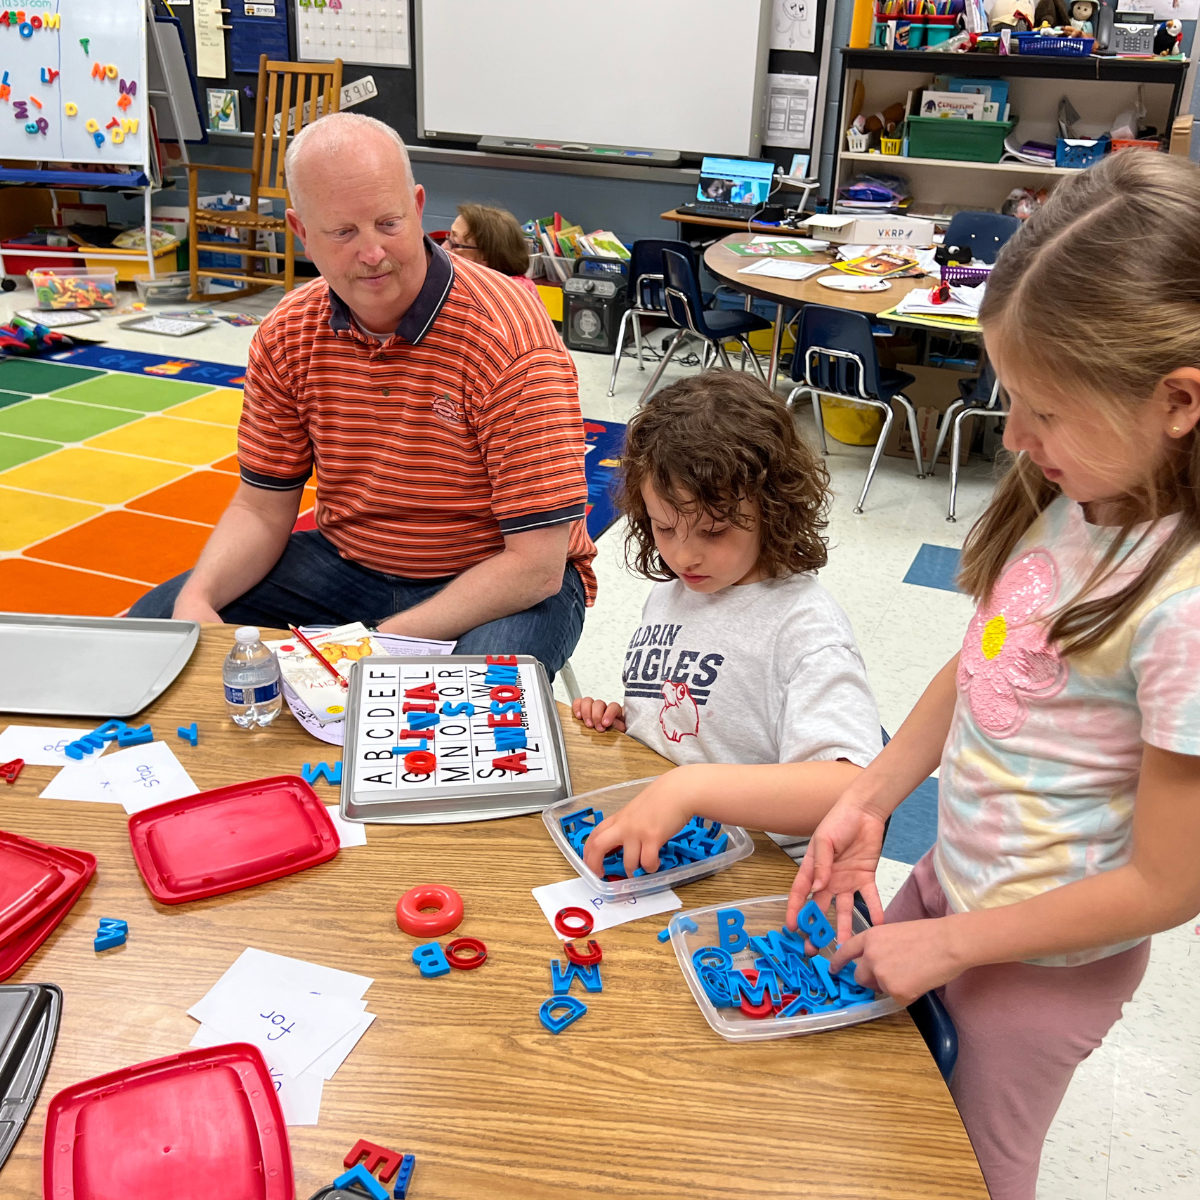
[0,625,987,1199]
[704,232,939,384]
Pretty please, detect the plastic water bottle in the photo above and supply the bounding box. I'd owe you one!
[223,626,283,728]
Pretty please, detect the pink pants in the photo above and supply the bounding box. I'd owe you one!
[885,851,1151,1200]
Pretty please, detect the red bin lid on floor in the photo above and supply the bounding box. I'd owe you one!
[0,832,96,951]
[42,1042,294,1200]
[127,775,339,904]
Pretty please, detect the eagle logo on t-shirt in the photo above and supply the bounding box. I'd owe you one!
[659,679,700,743]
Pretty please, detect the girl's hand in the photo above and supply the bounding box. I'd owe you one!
[787,796,888,944]
[581,770,692,878]
[829,917,967,1008]
[571,696,626,732]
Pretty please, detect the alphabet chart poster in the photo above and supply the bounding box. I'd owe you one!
[0,0,148,165]
[294,0,411,68]
[342,655,571,823]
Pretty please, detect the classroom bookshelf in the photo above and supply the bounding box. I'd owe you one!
[834,47,1190,217]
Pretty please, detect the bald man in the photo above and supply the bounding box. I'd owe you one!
[129,113,596,677]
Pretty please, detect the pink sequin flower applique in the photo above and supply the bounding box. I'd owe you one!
[957,549,1067,738]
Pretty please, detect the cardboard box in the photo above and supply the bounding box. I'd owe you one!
[804,213,937,247]
[883,364,975,467]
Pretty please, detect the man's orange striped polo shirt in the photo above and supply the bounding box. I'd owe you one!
[238,239,597,603]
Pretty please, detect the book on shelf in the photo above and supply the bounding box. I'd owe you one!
[918,91,986,121]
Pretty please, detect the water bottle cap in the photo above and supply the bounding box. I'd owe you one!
[234,626,260,643]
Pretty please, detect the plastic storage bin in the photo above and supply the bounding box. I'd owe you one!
[1012,32,1094,56]
[906,116,1014,163]
[29,267,118,310]
[82,244,177,283]
[134,271,191,302]
[542,777,754,899]
[669,895,900,1041]
[1056,136,1109,169]
[0,240,80,277]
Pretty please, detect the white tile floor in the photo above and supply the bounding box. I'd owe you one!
[9,282,1197,1198]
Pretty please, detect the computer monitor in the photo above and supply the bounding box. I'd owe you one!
[696,157,776,206]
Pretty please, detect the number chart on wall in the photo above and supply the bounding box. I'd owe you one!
[342,654,571,823]
[294,0,410,68]
[0,0,148,165]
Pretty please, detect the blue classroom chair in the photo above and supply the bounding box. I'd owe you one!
[786,304,925,514]
[607,239,709,398]
[853,894,958,1085]
[637,249,772,405]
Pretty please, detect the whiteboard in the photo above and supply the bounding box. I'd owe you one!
[416,0,770,157]
[0,0,148,166]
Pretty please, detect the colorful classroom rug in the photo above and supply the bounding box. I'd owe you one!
[0,349,626,618]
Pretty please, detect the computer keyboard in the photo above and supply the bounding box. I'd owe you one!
[689,201,757,219]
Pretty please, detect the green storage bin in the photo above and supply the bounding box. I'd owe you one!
[907,116,1015,164]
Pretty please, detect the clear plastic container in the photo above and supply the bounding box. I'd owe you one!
[541,777,754,900]
[134,271,191,302]
[222,626,282,728]
[28,267,118,310]
[668,894,900,1042]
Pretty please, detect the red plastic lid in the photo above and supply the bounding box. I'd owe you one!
[127,775,339,904]
[0,832,95,950]
[42,1042,294,1200]
[0,848,96,983]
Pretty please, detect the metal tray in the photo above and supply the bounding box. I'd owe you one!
[0,614,199,717]
[340,654,572,823]
[0,983,62,1171]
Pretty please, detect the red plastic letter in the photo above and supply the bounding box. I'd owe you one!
[492,751,528,773]
[487,712,522,728]
[403,750,436,774]
[403,682,438,701]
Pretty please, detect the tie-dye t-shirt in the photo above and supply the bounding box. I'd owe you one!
[935,496,1200,966]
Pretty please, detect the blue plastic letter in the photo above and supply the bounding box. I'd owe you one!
[539,995,587,1033]
[333,1164,389,1200]
[715,907,749,952]
[412,943,450,978]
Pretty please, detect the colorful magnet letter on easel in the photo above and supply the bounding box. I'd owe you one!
[85,118,99,132]
[80,38,90,54]
[105,64,118,80]
[64,102,77,116]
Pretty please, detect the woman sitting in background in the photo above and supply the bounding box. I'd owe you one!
[447,203,540,296]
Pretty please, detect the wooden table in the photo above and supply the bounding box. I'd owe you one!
[704,232,941,384]
[1,626,986,1199]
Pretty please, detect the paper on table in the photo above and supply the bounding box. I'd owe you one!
[190,981,365,1078]
[282,632,457,744]
[531,877,682,940]
[326,805,367,848]
[0,725,114,768]
[40,740,198,811]
[189,1025,325,1125]
[738,259,825,281]
[307,1011,376,1080]
[189,947,374,1020]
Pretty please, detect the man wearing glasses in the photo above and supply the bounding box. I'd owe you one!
[129,113,595,678]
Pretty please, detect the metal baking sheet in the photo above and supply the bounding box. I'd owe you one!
[0,983,62,1172]
[0,614,199,717]
[340,654,572,823]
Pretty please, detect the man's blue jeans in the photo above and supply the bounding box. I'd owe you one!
[127,530,587,679]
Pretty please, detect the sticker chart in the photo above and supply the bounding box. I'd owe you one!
[343,655,570,822]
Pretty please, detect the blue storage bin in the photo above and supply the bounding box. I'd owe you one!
[1055,136,1110,169]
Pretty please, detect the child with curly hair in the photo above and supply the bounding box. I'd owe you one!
[573,372,881,844]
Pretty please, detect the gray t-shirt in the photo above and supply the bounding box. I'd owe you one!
[622,574,882,770]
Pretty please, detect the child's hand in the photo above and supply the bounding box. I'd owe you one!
[787,796,887,945]
[829,916,967,1008]
[571,696,626,732]
[581,770,693,878]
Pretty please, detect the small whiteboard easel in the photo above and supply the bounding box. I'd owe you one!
[0,0,194,281]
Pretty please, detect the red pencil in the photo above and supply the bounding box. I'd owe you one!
[288,625,349,689]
